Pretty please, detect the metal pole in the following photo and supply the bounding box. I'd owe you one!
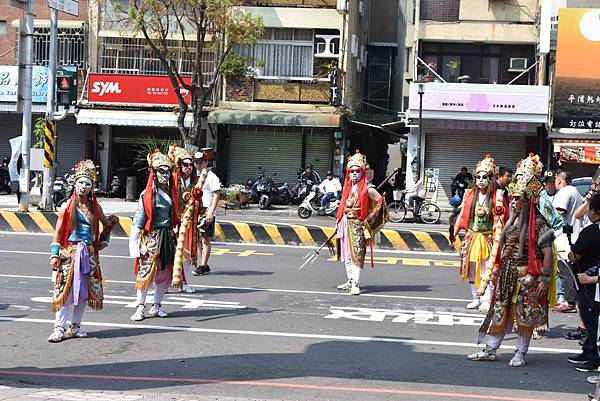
[17,0,34,212]
[418,91,423,177]
[42,8,59,211]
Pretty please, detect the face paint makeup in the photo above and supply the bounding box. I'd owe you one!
[475,172,489,189]
[156,167,171,184]
[75,177,93,196]
[349,168,362,184]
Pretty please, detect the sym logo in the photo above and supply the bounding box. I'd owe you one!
[91,81,122,96]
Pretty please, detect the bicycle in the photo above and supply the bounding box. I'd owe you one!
[388,191,441,224]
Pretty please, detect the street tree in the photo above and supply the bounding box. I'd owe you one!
[112,0,264,148]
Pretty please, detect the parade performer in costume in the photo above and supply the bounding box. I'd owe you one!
[48,160,118,342]
[335,150,386,295]
[453,154,508,312]
[168,144,198,293]
[129,150,178,321]
[468,153,559,367]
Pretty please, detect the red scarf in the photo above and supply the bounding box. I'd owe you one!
[58,193,100,247]
[336,167,369,222]
[458,186,499,231]
[141,169,179,232]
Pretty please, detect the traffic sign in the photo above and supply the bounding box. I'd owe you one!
[48,0,79,16]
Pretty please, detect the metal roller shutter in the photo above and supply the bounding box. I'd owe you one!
[305,129,332,178]
[425,131,528,208]
[0,114,25,161]
[54,116,87,176]
[228,126,303,185]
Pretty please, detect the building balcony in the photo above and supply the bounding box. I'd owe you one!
[226,77,330,104]
[241,0,336,8]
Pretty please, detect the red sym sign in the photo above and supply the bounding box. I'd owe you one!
[88,74,192,106]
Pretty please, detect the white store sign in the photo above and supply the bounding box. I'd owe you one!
[48,0,79,16]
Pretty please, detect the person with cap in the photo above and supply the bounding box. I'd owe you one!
[192,148,222,276]
[129,150,178,322]
[318,170,342,210]
[300,163,321,185]
[540,170,557,203]
[48,160,118,342]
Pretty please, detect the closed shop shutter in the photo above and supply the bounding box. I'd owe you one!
[54,116,87,176]
[228,126,303,185]
[425,131,528,207]
[305,129,332,178]
[0,114,25,161]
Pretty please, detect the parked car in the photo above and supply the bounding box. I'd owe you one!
[573,177,592,197]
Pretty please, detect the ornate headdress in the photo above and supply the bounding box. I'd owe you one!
[347,150,367,169]
[147,150,173,170]
[513,153,544,199]
[73,160,97,185]
[168,144,193,166]
[475,154,497,176]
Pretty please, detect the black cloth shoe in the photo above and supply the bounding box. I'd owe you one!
[192,266,204,276]
[204,265,210,273]
[580,336,589,346]
[569,353,592,364]
[564,327,587,340]
[575,360,599,372]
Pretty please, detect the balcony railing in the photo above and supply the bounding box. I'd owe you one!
[254,81,329,103]
[242,0,336,7]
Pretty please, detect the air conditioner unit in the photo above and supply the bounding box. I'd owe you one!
[356,58,362,72]
[336,0,347,11]
[358,0,364,15]
[350,34,358,57]
[508,57,528,72]
[360,45,366,67]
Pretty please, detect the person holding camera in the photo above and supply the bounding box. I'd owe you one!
[567,194,600,375]
[575,176,600,226]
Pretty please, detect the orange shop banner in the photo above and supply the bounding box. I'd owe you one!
[559,145,600,164]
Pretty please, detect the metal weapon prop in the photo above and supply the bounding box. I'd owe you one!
[298,167,399,271]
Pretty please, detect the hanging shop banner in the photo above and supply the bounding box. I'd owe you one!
[87,73,192,106]
[0,65,76,103]
[553,8,600,129]
[559,145,600,164]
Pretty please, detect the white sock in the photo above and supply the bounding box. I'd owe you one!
[351,265,362,287]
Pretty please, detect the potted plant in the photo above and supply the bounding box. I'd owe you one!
[446,60,459,82]
[220,54,247,79]
[254,59,265,77]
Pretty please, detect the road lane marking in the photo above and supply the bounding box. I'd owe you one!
[0,273,472,302]
[325,307,484,326]
[0,316,579,355]
[0,371,566,401]
[31,296,247,310]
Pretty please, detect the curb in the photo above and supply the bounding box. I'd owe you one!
[0,211,458,253]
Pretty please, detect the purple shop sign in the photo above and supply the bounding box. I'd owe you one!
[408,83,550,115]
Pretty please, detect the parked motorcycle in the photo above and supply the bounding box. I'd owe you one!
[297,185,340,219]
[0,157,11,194]
[109,167,129,198]
[255,168,292,210]
[52,172,74,207]
[290,177,315,206]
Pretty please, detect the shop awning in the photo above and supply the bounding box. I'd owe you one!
[207,109,340,128]
[552,140,600,165]
[76,109,193,127]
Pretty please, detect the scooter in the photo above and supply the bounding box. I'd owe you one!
[0,157,11,194]
[52,172,74,207]
[255,168,292,210]
[297,185,340,219]
[109,167,129,198]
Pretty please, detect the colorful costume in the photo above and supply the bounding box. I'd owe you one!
[456,154,508,311]
[48,160,116,342]
[129,151,178,321]
[335,150,386,295]
[468,153,559,367]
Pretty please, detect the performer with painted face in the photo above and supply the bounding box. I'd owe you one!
[468,153,559,367]
[48,160,118,342]
[453,154,508,312]
[168,144,197,293]
[335,150,385,295]
[129,150,178,321]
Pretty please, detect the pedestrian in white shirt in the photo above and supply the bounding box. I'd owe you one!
[318,170,342,209]
[192,149,221,276]
[403,173,425,212]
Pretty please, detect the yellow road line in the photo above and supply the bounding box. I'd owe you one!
[289,224,316,246]
[381,229,410,251]
[320,226,336,238]
[411,230,441,253]
[0,212,27,232]
[118,217,132,237]
[260,223,285,245]
[28,212,54,233]
[231,222,257,243]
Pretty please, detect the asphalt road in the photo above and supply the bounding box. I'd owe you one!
[0,231,591,401]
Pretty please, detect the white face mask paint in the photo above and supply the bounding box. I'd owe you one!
[475,172,489,189]
[156,167,171,185]
[349,168,362,185]
[181,159,193,178]
[75,177,93,196]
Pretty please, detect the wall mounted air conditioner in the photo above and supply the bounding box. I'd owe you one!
[315,34,340,58]
[356,58,362,72]
[336,0,348,11]
[350,34,358,57]
[508,57,528,72]
[360,45,366,67]
[358,0,364,15]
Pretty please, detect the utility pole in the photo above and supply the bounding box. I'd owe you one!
[12,0,35,212]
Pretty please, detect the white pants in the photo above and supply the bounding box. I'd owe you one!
[344,260,362,286]
[470,284,492,302]
[136,286,167,307]
[54,302,86,328]
[183,260,193,284]
[487,333,531,354]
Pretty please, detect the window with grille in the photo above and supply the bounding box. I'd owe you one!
[99,36,216,83]
[31,25,86,68]
[235,28,314,78]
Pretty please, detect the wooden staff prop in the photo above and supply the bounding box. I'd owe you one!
[172,169,208,288]
[298,168,398,271]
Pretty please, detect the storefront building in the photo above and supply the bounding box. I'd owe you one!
[405,82,550,207]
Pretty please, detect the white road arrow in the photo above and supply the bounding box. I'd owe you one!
[31,295,247,310]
